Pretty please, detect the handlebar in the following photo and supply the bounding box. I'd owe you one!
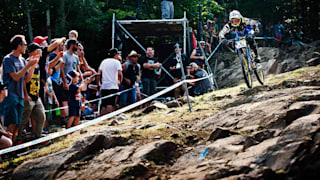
[220,38,236,44]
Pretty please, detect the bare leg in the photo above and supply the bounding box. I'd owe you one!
[100,107,107,116]
[67,116,75,128]
[7,124,17,142]
[60,101,68,118]
[106,105,113,114]
[74,116,80,126]
[13,126,19,143]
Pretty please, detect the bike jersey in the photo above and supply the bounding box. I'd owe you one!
[219,17,256,40]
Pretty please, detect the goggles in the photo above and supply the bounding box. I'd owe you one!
[231,18,241,27]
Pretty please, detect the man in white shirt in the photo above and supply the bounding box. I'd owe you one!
[97,48,122,115]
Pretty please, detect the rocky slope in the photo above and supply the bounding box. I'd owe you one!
[3,63,319,180]
[213,41,320,88]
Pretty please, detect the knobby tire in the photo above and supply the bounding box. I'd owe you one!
[240,54,252,88]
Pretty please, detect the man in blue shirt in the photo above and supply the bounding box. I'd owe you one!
[61,39,81,91]
[2,35,38,142]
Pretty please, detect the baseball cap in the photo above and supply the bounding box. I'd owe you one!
[27,43,41,53]
[33,36,48,44]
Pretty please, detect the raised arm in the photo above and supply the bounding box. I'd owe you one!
[48,52,63,69]
[47,37,66,52]
[8,56,38,82]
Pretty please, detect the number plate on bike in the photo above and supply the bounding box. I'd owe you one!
[235,40,247,49]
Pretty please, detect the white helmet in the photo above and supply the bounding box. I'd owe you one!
[229,10,243,27]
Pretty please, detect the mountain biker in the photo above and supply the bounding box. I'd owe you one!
[219,10,261,63]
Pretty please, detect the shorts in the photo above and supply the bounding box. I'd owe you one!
[69,106,80,117]
[52,81,68,103]
[119,86,136,106]
[3,96,24,126]
[101,89,118,107]
[88,89,98,105]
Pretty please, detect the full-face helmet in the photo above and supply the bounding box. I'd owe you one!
[229,10,243,27]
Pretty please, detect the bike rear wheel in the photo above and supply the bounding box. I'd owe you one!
[240,54,253,88]
[254,64,264,85]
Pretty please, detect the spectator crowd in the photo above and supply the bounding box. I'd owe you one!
[0,29,214,151]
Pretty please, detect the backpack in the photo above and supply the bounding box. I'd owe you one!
[123,60,140,73]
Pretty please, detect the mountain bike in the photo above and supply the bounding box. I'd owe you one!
[229,31,264,88]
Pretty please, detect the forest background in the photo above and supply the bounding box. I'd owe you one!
[0,0,319,69]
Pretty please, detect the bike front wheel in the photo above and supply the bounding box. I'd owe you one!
[240,54,253,88]
[254,64,264,85]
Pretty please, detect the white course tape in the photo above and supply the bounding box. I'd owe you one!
[0,75,211,155]
[44,87,135,113]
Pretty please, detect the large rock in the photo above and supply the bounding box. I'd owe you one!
[62,163,147,180]
[177,96,195,104]
[58,146,147,180]
[93,146,135,163]
[257,114,320,172]
[142,102,168,114]
[165,100,182,108]
[173,135,246,171]
[131,140,178,165]
[207,127,238,141]
[194,87,320,131]
[228,137,280,167]
[266,59,278,74]
[12,134,128,180]
[287,128,320,179]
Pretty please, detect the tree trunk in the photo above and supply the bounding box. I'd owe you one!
[23,0,33,42]
[46,3,51,42]
[198,0,203,40]
[136,0,142,19]
[55,0,66,36]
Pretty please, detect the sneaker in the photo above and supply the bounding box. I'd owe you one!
[254,56,261,63]
[42,128,49,134]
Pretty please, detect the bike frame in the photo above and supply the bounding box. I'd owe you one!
[234,33,255,74]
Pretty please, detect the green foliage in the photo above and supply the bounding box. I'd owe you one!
[0,0,319,67]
